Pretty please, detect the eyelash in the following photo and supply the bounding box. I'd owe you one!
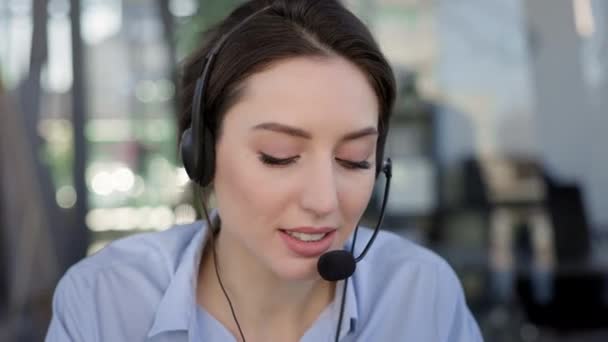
[258,153,371,170]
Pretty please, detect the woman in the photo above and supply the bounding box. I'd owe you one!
[46,0,482,341]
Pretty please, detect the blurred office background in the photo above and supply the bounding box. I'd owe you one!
[1,0,607,341]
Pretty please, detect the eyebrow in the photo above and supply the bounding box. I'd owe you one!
[251,122,378,141]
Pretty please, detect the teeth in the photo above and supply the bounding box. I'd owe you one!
[286,231,327,242]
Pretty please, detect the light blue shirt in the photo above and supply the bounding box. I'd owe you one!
[46,219,483,341]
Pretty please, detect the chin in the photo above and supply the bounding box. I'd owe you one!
[273,258,322,281]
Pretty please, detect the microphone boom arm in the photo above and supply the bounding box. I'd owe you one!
[354,158,392,263]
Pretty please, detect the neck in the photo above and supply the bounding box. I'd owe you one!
[197,228,335,341]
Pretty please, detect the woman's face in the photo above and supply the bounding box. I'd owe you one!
[213,56,379,281]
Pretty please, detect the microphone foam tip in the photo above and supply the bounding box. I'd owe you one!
[317,250,356,282]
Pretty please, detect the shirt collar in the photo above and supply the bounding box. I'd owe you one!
[146,215,361,339]
[146,219,210,338]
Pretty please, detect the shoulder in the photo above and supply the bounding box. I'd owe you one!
[58,221,204,303]
[67,221,202,281]
[47,222,204,341]
[352,227,463,305]
[351,228,482,341]
[353,227,456,283]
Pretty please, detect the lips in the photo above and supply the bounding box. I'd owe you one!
[283,226,336,234]
[279,227,337,258]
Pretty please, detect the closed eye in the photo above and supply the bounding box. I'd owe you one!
[258,153,372,170]
[258,153,299,167]
[336,158,372,170]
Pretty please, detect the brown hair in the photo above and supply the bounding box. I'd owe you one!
[179,0,396,172]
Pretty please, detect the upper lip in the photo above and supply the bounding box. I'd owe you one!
[282,226,336,234]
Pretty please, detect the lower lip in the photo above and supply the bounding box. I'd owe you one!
[279,230,336,258]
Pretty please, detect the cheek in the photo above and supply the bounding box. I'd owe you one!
[332,175,375,250]
[338,175,375,225]
[215,155,255,214]
[213,142,289,226]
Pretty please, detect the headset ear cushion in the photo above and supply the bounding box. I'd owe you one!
[199,126,216,187]
[180,128,199,184]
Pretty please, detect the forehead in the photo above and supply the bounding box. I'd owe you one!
[223,56,379,131]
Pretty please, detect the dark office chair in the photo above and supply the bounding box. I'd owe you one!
[517,178,608,331]
[545,178,591,263]
[517,270,608,330]
[462,157,607,330]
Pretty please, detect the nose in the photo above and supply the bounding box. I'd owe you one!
[299,158,339,218]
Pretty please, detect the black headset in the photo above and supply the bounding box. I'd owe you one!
[179,5,393,342]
